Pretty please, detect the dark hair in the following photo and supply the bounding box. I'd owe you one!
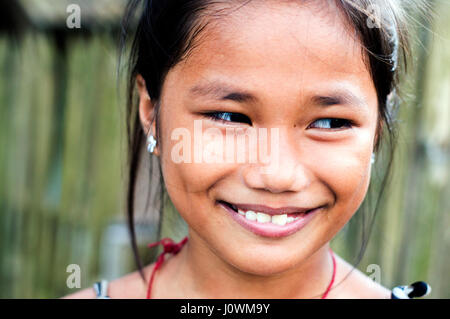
[119,0,419,284]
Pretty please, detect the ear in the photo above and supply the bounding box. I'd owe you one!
[136,74,160,156]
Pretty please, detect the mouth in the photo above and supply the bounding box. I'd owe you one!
[217,200,322,238]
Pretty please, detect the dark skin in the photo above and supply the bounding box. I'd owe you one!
[65,0,391,298]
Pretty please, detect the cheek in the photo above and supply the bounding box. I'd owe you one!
[311,133,373,224]
[158,117,236,222]
[160,123,232,189]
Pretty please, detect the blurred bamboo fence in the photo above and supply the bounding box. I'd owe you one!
[0,3,449,298]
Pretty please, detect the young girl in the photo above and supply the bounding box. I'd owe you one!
[66,0,430,299]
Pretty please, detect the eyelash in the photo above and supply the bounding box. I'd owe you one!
[308,118,354,130]
[203,112,252,125]
[203,112,353,130]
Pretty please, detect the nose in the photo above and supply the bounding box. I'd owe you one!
[242,129,311,194]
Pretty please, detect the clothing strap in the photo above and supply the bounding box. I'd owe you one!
[146,236,189,299]
[391,281,431,299]
[93,280,110,299]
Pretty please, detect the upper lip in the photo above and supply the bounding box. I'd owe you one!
[221,201,320,215]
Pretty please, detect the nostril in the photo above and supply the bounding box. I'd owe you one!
[262,185,295,194]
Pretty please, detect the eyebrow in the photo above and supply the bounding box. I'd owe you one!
[189,81,259,104]
[189,81,367,108]
[311,90,368,109]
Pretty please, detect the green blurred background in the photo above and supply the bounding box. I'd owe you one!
[0,0,449,298]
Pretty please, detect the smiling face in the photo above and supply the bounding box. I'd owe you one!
[139,0,379,276]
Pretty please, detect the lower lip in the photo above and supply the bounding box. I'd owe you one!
[219,202,320,238]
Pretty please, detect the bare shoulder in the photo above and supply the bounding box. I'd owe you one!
[329,254,391,299]
[61,263,157,299]
[62,286,97,299]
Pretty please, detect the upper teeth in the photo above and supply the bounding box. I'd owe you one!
[238,209,299,225]
[256,212,271,223]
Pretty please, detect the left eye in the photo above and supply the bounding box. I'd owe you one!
[204,112,252,125]
[308,118,353,130]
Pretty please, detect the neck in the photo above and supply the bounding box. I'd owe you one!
[173,230,335,299]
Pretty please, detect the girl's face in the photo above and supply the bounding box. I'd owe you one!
[141,1,379,276]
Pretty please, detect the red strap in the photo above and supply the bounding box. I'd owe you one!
[146,236,188,299]
[146,238,335,299]
[320,248,336,299]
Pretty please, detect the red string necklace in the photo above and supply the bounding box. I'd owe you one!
[146,237,188,299]
[321,247,336,299]
[146,236,336,299]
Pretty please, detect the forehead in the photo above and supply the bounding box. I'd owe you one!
[163,0,376,105]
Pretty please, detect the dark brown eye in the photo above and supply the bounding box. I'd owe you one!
[204,112,252,125]
[309,118,353,129]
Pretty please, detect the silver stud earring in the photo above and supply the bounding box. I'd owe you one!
[147,134,157,154]
[371,153,376,165]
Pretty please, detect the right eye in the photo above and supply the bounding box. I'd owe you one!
[203,112,252,125]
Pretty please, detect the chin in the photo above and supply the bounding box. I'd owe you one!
[223,245,309,277]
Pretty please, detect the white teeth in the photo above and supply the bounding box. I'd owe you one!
[271,214,287,226]
[238,208,299,225]
[256,212,271,223]
[245,210,257,221]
